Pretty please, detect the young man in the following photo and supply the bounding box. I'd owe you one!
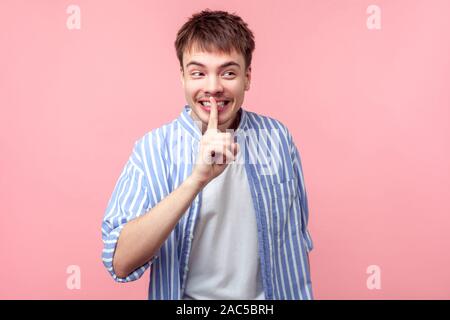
[102,9,314,300]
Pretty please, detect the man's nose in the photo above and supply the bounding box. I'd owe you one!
[204,75,223,95]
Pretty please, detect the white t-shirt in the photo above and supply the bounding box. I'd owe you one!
[182,146,265,300]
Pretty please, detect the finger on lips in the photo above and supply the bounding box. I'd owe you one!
[207,96,218,130]
[204,97,240,164]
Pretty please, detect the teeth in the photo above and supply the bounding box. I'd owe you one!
[200,101,228,107]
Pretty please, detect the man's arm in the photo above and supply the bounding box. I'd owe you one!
[289,128,314,253]
[113,175,203,278]
[110,97,239,279]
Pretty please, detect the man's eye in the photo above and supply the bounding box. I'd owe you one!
[223,71,236,77]
[191,71,203,77]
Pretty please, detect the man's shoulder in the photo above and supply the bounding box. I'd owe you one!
[131,119,179,162]
[245,110,291,140]
[135,118,179,146]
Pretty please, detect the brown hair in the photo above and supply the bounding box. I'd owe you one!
[175,9,255,71]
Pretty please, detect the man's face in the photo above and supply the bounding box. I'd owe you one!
[180,46,251,133]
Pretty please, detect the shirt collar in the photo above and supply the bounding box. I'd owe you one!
[178,104,248,141]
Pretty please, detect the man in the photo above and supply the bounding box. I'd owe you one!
[102,9,314,300]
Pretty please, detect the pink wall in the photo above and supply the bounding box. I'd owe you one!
[1,0,449,299]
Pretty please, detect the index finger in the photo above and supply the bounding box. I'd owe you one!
[207,96,218,130]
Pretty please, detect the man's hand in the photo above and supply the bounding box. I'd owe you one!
[190,96,240,187]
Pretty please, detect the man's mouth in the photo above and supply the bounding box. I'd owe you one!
[197,99,231,112]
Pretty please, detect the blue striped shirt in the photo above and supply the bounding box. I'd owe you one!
[101,104,314,299]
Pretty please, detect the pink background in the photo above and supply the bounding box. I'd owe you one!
[1,0,449,299]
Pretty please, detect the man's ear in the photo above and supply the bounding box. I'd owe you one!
[245,66,252,91]
[180,66,185,86]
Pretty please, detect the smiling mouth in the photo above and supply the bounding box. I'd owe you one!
[197,100,231,112]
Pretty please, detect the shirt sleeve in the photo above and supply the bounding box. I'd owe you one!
[288,130,314,253]
[101,136,161,283]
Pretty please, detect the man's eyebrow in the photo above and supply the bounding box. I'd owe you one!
[185,60,241,69]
